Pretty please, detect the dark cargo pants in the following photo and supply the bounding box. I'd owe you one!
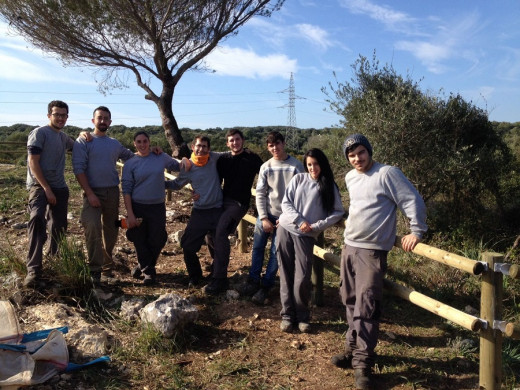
[339,244,388,369]
[26,185,69,275]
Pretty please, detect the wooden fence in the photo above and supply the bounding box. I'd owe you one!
[236,216,520,390]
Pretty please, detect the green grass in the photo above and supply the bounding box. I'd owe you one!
[47,235,91,289]
[0,165,27,213]
[0,238,25,276]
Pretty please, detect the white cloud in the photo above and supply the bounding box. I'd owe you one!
[339,0,414,29]
[295,23,333,50]
[395,12,484,75]
[204,46,297,79]
[394,41,450,74]
[495,47,520,81]
[247,18,336,51]
[0,51,50,82]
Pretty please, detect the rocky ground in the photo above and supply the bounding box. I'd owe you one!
[0,167,482,389]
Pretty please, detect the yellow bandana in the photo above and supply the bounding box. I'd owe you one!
[191,152,209,167]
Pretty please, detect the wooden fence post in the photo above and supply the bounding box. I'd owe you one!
[480,252,503,390]
[166,170,172,201]
[237,220,248,253]
[311,232,325,307]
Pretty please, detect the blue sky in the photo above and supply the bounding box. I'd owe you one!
[0,0,519,130]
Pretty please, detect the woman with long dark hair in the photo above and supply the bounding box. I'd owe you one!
[277,148,345,333]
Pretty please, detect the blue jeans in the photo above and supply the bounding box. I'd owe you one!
[250,215,278,288]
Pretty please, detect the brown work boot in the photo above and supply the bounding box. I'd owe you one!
[354,368,373,390]
[331,351,353,369]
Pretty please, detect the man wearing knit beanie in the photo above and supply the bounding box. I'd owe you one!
[332,133,427,389]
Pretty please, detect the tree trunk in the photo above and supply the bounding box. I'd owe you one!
[156,93,190,158]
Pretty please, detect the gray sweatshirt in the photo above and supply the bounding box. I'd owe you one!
[122,153,180,204]
[255,155,304,219]
[344,161,427,251]
[165,151,223,209]
[72,134,135,188]
[278,173,345,239]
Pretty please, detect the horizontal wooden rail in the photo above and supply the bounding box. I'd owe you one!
[505,323,520,339]
[394,235,484,275]
[383,279,482,331]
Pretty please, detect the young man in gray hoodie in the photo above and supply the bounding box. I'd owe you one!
[333,134,427,389]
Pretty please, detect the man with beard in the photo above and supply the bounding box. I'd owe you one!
[24,100,77,288]
[72,106,136,283]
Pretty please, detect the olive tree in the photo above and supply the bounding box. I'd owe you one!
[0,0,284,156]
[322,53,514,236]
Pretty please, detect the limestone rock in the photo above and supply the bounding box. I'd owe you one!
[139,293,199,337]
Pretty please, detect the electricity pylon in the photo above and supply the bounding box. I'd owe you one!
[280,73,302,152]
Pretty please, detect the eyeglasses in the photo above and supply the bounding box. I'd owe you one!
[51,113,68,119]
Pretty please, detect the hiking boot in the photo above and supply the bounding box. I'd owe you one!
[102,268,114,278]
[238,277,260,296]
[188,276,203,288]
[331,351,353,369]
[23,272,42,288]
[251,287,270,305]
[354,368,373,390]
[143,275,157,286]
[91,271,101,285]
[298,322,311,333]
[131,266,142,279]
[204,278,229,295]
[280,319,293,333]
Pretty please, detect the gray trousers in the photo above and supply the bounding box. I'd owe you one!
[26,185,69,275]
[80,186,120,273]
[276,226,316,323]
[339,244,387,369]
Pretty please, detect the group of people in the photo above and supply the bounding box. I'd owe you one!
[24,100,427,389]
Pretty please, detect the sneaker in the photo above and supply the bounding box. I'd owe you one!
[238,278,260,296]
[354,368,373,390]
[131,266,142,279]
[251,287,270,305]
[331,352,353,369]
[204,278,229,295]
[298,322,311,333]
[23,272,41,288]
[280,319,293,333]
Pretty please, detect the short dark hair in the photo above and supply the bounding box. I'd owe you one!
[93,106,111,118]
[48,100,68,115]
[192,135,211,149]
[133,131,150,141]
[226,128,244,139]
[266,131,285,145]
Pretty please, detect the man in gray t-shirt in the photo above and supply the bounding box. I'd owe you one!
[24,100,75,288]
